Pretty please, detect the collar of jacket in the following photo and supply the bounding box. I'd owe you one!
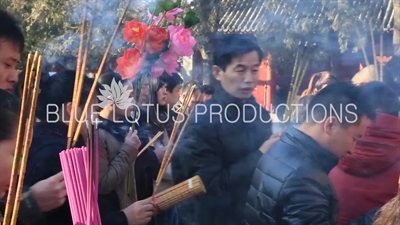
[282,126,339,174]
[98,116,130,143]
[34,121,86,147]
[212,84,258,107]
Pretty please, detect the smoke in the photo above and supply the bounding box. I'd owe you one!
[42,0,149,72]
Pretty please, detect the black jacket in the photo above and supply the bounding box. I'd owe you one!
[24,122,128,225]
[1,186,44,225]
[172,85,272,225]
[0,201,24,225]
[243,126,339,225]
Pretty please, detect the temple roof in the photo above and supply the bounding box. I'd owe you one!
[217,0,395,33]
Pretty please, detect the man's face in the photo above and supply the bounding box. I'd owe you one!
[213,51,260,100]
[323,115,370,158]
[0,40,20,92]
[166,84,181,107]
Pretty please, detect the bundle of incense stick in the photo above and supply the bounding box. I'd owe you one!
[284,42,315,121]
[59,125,101,225]
[153,87,199,194]
[3,52,43,225]
[67,0,91,149]
[149,175,206,212]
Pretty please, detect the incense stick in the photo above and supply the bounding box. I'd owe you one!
[369,21,379,81]
[137,131,164,157]
[60,147,101,224]
[356,27,370,68]
[72,0,133,147]
[67,0,88,149]
[153,94,201,195]
[379,31,384,81]
[11,55,43,225]
[4,52,42,225]
[149,176,206,212]
[154,86,194,184]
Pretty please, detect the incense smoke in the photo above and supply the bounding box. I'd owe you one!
[43,0,150,72]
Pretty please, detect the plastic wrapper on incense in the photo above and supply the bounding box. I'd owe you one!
[150,175,206,212]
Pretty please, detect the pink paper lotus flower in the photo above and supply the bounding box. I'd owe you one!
[168,25,196,56]
[150,50,179,77]
[148,8,183,25]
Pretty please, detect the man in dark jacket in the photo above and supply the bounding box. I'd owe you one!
[171,34,279,225]
[244,82,376,225]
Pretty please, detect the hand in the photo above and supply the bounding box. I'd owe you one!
[125,128,141,150]
[122,198,155,225]
[259,132,282,154]
[154,147,166,163]
[30,172,67,212]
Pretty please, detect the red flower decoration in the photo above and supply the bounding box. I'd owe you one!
[116,48,144,80]
[146,25,169,53]
[122,20,148,51]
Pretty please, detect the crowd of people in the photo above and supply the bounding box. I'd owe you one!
[0,9,399,225]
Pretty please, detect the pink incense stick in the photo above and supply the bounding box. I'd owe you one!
[60,145,101,225]
[86,145,93,225]
[66,149,85,222]
[73,149,87,216]
[94,129,101,224]
[60,151,79,224]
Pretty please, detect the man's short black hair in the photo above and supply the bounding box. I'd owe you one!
[0,10,25,52]
[201,85,214,95]
[307,81,376,126]
[213,34,264,71]
[359,81,400,117]
[161,73,183,93]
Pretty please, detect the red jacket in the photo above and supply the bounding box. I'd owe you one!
[329,113,400,225]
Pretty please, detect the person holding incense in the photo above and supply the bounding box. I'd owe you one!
[244,82,376,225]
[21,70,155,225]
[329,81,400,225]
[96,72,142,206]
[21,70,94,225]
[0,10,74,225]
[171,34,277,225]
[140,74,179,225]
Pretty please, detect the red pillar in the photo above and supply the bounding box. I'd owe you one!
[253,56,273,110]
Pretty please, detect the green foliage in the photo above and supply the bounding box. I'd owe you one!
[1,0,200,70]
[184,11,200,28]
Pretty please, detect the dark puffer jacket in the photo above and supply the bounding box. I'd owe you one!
[243,126,339,225]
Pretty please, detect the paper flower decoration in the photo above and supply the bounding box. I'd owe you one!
[116,0,199,80]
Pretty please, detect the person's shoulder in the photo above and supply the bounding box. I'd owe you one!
[284,162,331,190]
[257,142,297,176]
[258,141,317,179]
[189,101,216,125]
